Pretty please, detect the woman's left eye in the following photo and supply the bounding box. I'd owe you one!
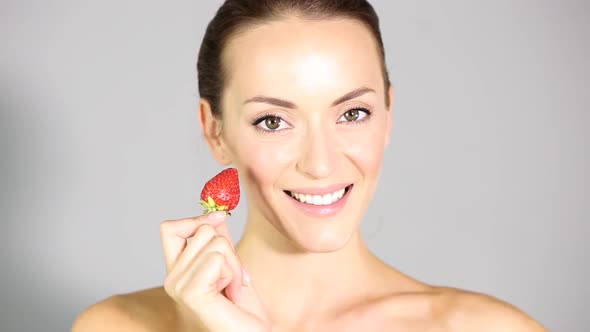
[337,108,371,123]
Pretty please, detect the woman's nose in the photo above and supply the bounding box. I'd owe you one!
[295,127,337,179]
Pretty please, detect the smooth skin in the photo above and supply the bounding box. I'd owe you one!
[72,17,547,332]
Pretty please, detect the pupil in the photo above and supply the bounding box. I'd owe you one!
[346,110,359,121]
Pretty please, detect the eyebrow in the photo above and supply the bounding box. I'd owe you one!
[242,87,376,109]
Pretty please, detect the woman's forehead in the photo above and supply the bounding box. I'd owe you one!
[222,18,384,101]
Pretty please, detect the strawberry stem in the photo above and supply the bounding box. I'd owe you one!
[200,196,231,215]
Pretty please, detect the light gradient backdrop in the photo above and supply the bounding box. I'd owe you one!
[1,1,588,331]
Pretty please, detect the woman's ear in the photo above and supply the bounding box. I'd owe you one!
[199,98,232,165]
[385,85,394,148]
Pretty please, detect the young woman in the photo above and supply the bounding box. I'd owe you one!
[73,1,547,331]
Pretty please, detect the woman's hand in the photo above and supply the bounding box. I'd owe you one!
[160,211,271,332]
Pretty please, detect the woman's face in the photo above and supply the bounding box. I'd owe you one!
[212,17,393,252]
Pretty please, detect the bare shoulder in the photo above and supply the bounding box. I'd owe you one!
[71,286,177,332]
[435,287,548,332]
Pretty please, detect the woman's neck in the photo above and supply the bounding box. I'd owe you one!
[235,215,396,327]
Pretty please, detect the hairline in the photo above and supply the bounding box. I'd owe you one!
[217,15,389,118]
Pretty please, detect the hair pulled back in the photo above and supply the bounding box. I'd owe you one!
[197,0,391,118]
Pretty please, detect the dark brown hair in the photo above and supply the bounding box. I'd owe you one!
[197,0,391,118]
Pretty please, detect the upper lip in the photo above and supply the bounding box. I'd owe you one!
[284,183,352,196]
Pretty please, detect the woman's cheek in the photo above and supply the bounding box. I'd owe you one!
[236,137,296,184]
[341,128,387,174]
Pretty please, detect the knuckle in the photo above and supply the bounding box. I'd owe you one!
[195,223,216,237]
[163,276,176,296]
[164,274,187,299]
[173,280,188,298]
[207,250,226,264]
[210,235,229,248]
[159,219,181,236]
[159,220,170,233]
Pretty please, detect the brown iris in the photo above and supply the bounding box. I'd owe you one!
[343,109,359,122]
[265,116,281,130]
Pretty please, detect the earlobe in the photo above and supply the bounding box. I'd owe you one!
[198,98,232,165]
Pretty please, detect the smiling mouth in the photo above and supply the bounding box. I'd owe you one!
[283,184,353,206]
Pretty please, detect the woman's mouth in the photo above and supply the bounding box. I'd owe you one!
[284,184,352,206]
[283,184,353,217]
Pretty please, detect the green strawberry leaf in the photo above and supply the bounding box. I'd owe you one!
[200,196,232,215]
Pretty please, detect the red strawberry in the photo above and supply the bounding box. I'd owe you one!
[199,168,240,215]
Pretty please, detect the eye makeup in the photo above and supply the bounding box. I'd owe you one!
[250,106,373,134]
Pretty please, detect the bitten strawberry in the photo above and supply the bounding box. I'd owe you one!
[199,168,240,215]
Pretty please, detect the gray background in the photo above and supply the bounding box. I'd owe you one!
[1,0,588,331]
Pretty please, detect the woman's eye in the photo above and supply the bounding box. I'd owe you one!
[253,115,289,132]
[338,108,371,123]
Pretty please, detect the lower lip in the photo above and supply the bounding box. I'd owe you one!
[285,185,352,218]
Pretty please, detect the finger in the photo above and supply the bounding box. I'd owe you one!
[214,221,235,249]
[170,224,217,276]
[234,269,269,323]
[192,234,244,303]
[173,250,233,311]
[160,212,227,273]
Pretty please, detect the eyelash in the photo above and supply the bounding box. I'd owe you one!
[251,107,373,134]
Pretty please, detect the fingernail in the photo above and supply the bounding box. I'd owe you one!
[207,211,226,221]
[242,268,251,286]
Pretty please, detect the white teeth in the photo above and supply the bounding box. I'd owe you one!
[312,195,322,205]
[332,190,341,202]
[322,193,332,205]
[288,186,348,206]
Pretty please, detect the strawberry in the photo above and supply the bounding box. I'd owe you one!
[199,168,240,215]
